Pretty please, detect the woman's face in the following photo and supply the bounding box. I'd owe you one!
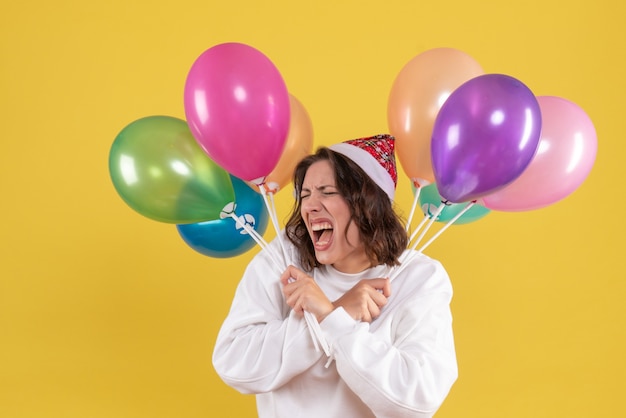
[299,160,370,273]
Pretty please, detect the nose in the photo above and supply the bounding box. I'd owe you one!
[301,192,321,213]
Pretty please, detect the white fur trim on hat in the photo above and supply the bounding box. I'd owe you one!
[330,142,396,200]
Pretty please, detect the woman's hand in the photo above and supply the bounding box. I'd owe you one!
[333,278,391,323]
[280,265,334,322]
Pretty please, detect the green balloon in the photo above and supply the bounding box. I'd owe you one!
[109,115,235,223]
[418,183,490,225]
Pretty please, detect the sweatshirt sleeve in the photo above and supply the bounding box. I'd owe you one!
[212,245,324,394]
[320,258,458,418]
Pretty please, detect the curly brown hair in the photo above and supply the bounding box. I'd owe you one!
[285,147,408,271]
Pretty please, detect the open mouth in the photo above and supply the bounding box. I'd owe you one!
[311,222,333,246]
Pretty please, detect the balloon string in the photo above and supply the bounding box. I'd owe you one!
[404,185,422,232]
[305,310,329,354]
[252,188,329,355]
[230,212,326,354]
[408,209,431,245]
[237,216,272,252]
[416,201,475,254]
[231,212,270,247]
[389,200,475,282]
[407,201,447,254]
[229,213,283,273]
[269,190,328,355]
[259,186,288,266]
[387,201,447,282]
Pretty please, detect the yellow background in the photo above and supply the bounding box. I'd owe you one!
[2,0,624,417]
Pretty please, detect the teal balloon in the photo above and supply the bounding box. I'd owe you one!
[109,116,235,223]
[418,183,490,224]
[176,176,269,258]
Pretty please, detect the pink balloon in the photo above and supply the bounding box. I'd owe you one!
[481,96,597,211]
[184,43,290,182]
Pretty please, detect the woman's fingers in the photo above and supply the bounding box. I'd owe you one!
[281,266,334,320]
[333,278,392,323]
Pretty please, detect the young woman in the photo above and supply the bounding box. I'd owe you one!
[213,135,457,417]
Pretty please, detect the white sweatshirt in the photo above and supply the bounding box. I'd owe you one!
[212,237,457,417]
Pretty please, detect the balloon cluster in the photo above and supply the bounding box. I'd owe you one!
[387,48,597,225]
[109,44,597,257]
[109,43,314,258]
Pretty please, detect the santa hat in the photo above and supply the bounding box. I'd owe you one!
[329,134,398,200]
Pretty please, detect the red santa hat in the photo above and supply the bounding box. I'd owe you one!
[329,134,398,200]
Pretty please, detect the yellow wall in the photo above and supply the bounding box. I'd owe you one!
[1,0,624,416]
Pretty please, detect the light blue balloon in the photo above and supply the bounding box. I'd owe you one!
[176,176,269,258]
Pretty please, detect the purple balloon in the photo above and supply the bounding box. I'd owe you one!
[431,74,542,203]
[184,43,290,182]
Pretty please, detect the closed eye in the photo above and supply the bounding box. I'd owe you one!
[319,185,339,195]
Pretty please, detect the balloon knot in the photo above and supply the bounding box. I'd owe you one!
[250,176,267,186]
[258,182,280,194]
[219,202,237,219]
[411,178,430,188]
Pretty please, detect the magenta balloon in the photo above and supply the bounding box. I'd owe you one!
[431,74,542,203]
[481,96,597,211]
[184,43,290,182]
